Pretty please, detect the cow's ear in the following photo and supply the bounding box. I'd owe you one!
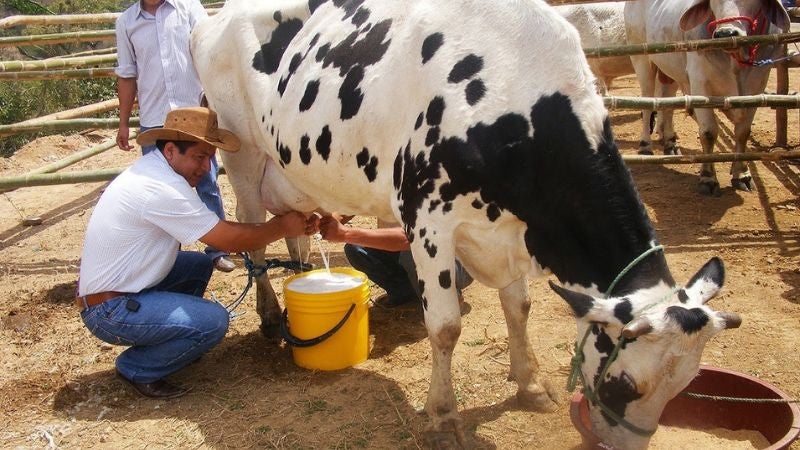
[683,257,724,305]
[766,0,791,32]
[679,0,711,32]
[549,281,595,318]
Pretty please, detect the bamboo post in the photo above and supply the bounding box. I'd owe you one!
[0,67,115,80]
[0,167,125,189]
[0,54,117,72]
[776,61,789,148]
[0,29,115,48]
[47,47,116,59]
[0,117,138,135]
[0,99,121,138]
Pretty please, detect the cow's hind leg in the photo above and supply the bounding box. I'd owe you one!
[630,56,657,155]
[500,279,559,411]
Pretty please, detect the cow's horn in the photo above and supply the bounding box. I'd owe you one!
[622,317,653,339]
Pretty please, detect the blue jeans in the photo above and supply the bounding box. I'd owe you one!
[344,245,473,304]
[140,126,227,261]
[80,251,229,383]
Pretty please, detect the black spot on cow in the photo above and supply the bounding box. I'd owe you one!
[261,115,265,122]
[415,113,424,130]
[613,299,633,324]
[424,239,437,258]
[442,202,452,213]
[333,0,365,20]
[419,227,427,237]
[316,43,330,62]
[677,289,689,303]
[299,134,312,164]
[339,66,364,119]
[278,143,291,165]
[322,19,391,77]
[273,11,282,22]
[270,125,274,136]
[465,79,486,105]
[299,79,320,111]
[428,199,441,213]
[472,199,483,209]
[426,97,445,126]
[597,372,643,428]
[397,145,439,229]
[252,18,304,75]
[666,306,709,334]
[278,51,305,96]
[316,125,332,161]
[593,325,614,355]
[439,270,452,289]
[425,127,440,146]
[448,54,483,83]
[351,7,370,27]
[421,33,444,64]
[356,148,378,181]
[309,0,328,14]
[486,204,500,221]
[306,34,321,56]
[393,149,403,189]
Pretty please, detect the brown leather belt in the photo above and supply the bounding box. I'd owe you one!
[76,291,127,310]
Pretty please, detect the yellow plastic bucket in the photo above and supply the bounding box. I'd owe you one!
[280,267,370,371]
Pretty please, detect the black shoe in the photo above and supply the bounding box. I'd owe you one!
[116,370,190,399]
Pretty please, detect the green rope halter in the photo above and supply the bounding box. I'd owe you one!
[567,244,666,437]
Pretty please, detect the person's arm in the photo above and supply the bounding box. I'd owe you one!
[319,216,410,252]
[116,77,137,151]
[199,212,318,253]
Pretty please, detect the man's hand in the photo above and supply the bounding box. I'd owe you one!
[270,211,318,237]
[319,216,349,242]
[117,124,133,151]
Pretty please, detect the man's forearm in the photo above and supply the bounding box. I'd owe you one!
[117,77,137,125]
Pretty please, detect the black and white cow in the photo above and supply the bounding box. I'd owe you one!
[192,1,741,448]
[625,0,790,196]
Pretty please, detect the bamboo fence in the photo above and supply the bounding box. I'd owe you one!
[0,54,117,72]
[0,9,220,29]
[0,132,135,193]
[0,117,138,135]
[0,67,115,81]
[583,32,800,58]
[604,94,800,110]
[0,99,122,138]
[0,29,115,48]
[48,47,116,59]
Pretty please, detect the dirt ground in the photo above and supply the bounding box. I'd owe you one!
[1,70,800,450]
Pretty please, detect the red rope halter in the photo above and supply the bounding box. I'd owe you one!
[706,11,768,66]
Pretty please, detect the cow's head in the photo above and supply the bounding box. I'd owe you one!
[679,0,790,36]
[551,257,741,450]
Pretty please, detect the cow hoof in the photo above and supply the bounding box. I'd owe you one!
[697,181,721,197]
[424,431,461,450]
[663,146,681,156]
[517,380,560,412]
[425,417,466,449]
[637,148,654,156]
[731,176,753,192]
[260,322,282,340]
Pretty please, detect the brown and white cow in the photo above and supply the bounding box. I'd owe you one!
[625,0,790,196]
[192,0,741,447]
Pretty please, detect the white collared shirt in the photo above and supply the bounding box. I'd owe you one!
[78,150,220,296]
[115,0,208,127]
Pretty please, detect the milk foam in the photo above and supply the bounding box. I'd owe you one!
[287,272,363,294]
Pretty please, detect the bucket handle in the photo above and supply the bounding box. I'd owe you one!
[280,303,356,348]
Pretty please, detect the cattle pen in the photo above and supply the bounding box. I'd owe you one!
[1,3,800,450]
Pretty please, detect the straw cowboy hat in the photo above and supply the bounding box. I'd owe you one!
[137,107,240,152]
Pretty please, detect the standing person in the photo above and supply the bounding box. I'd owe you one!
[319,216,473,308]
[114,0,236,272]
[78,107,320,399]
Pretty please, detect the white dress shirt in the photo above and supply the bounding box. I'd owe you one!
[115,0,208,127]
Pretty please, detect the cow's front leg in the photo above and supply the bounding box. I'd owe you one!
[655,80,680,155]
[630,55,657,155]
[694,108,721,196]
[500,279,559,411]
[728,108,756,192]
[416,247,466,446]
[285,236,311,267]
